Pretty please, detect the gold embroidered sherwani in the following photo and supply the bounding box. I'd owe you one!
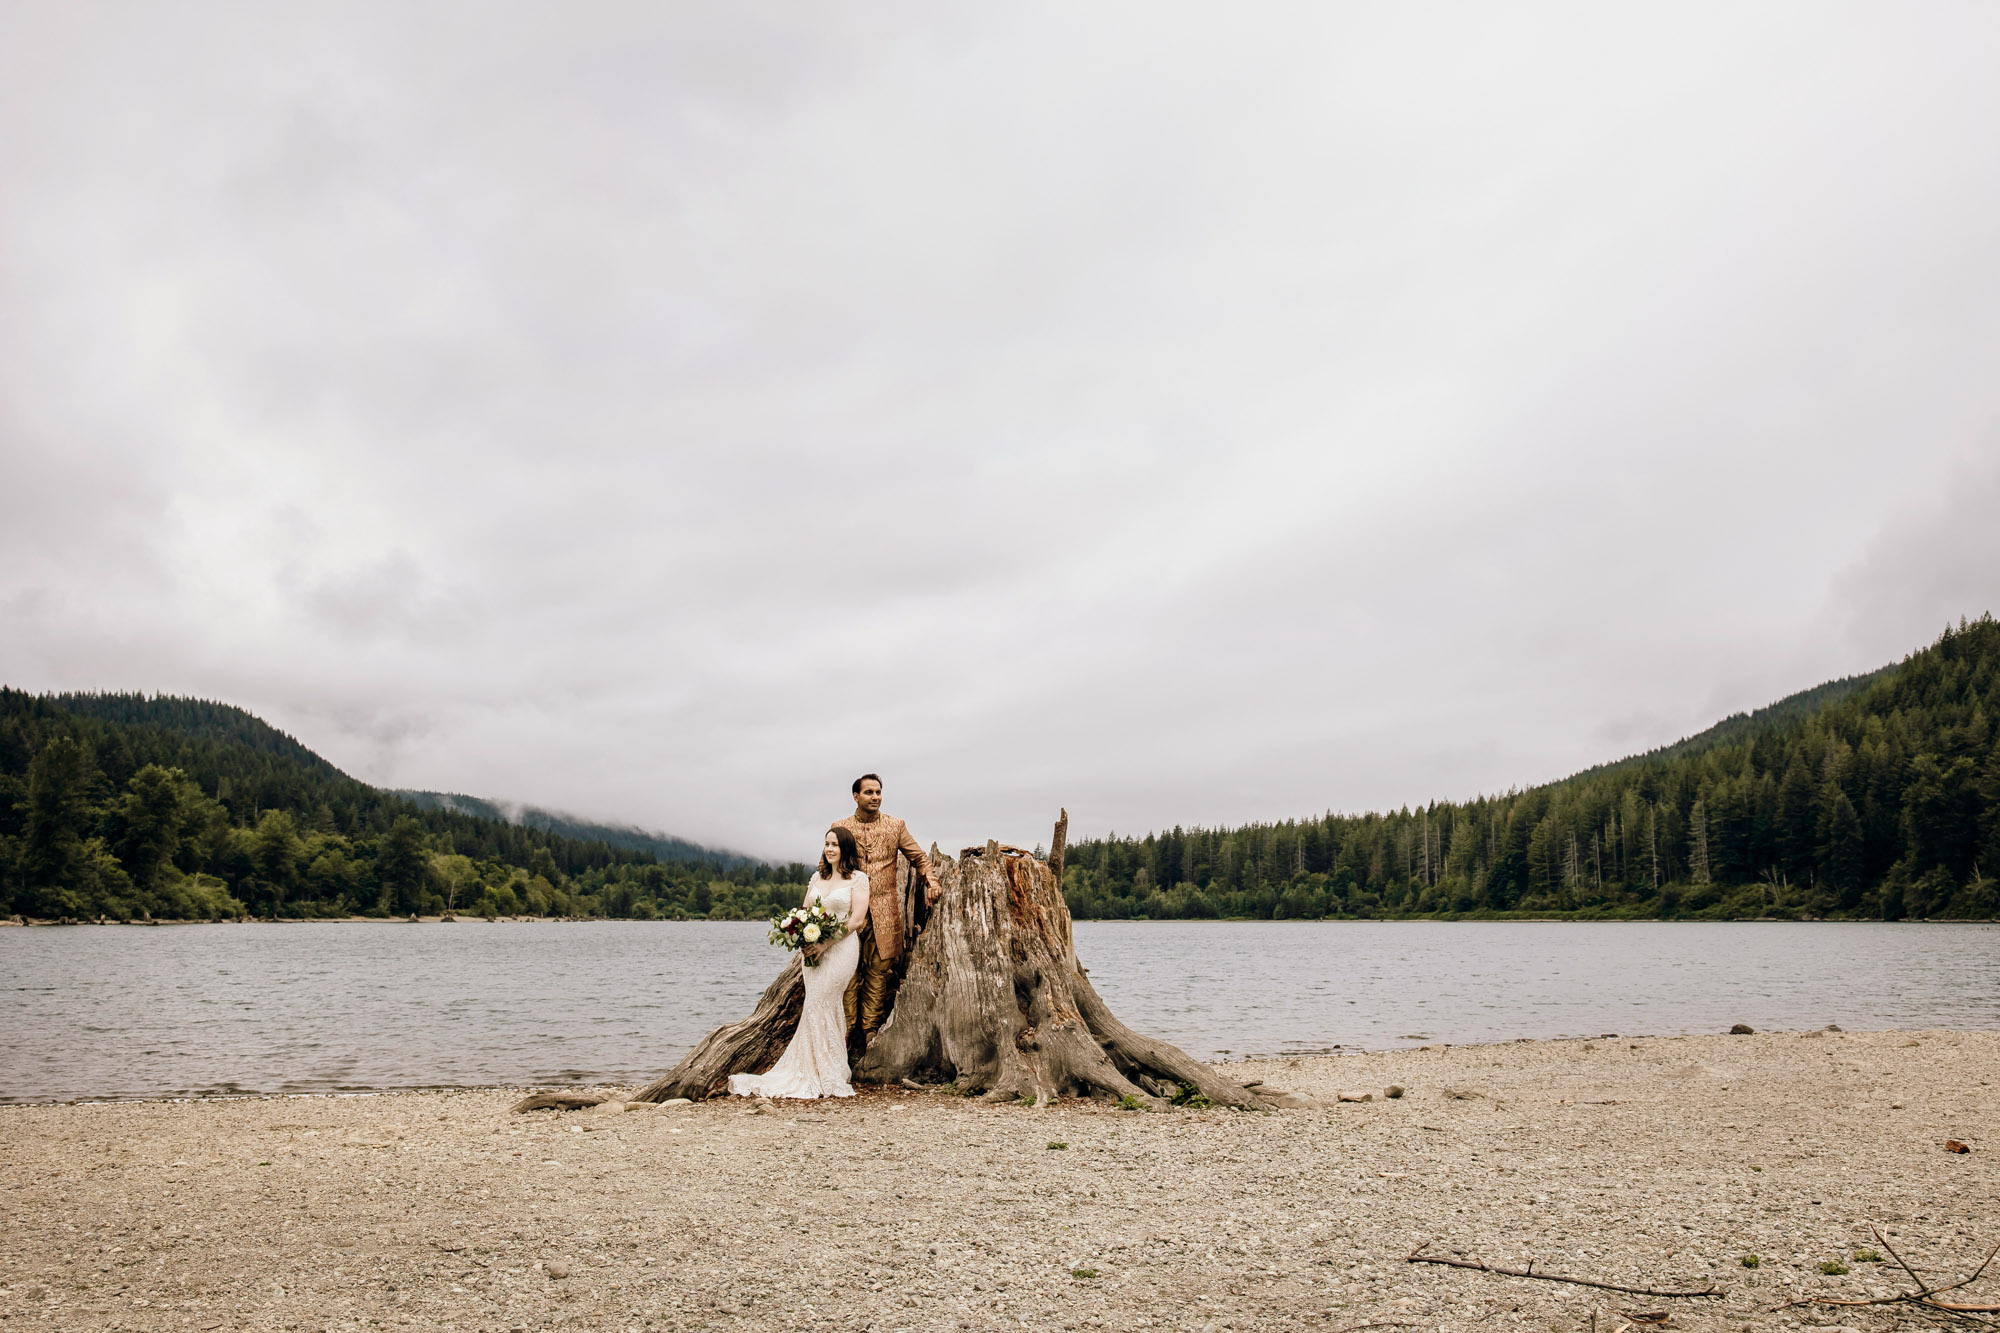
[832,813,934,961]
[834,812,936,1043]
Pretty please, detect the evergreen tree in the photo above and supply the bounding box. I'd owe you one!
[105,764,199,893]
[374,817,431,916]
[1687,798,1711,886]
[1979,739,2000,880]
[1775,756,1816,881]
[21,736,97,916]
[1815,784,1865,907]
[251,810,305,909]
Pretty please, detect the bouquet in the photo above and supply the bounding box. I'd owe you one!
[768,899,847,966]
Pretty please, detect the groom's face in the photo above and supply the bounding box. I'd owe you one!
[855,779,883,816]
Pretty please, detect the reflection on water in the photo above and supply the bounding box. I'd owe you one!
[2,919,1996,1104]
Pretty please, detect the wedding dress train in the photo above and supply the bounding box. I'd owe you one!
[727,872,863,1099]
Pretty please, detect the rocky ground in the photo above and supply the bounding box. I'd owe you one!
[2,1029,1995,1333]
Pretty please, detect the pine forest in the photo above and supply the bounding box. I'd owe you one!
[1059,618,2000,922]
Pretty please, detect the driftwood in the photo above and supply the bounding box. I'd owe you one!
[622,815,1268,1110]
[1406,1240,1723,1299]
[508,1092,608,1112]
[1776,1226,2000,1315]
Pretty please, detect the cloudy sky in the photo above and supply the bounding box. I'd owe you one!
[4,4,1998,860]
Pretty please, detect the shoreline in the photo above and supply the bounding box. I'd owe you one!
[4,1028,1993,1331]
[11,1022,1994,1109]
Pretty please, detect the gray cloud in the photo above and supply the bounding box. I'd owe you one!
[1834,450,2000,662]
[3,3,1998,858]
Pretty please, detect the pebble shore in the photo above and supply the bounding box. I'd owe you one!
[2,1029,1994,1332]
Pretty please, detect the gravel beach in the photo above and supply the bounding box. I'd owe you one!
[3,1028,1994,1332]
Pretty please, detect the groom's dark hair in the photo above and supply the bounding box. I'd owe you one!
[853,773,882,794]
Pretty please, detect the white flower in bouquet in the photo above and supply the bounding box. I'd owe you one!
[803,924,821,942]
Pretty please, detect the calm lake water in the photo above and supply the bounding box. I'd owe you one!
[3,920,1997,1104]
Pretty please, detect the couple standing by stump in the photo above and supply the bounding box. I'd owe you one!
[728,773,938,1100]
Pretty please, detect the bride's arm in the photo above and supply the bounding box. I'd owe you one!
[847,879,870,937]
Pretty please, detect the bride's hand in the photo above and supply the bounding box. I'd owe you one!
[802,941,825,963]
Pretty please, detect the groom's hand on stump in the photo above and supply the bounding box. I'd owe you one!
[924,879,941,906]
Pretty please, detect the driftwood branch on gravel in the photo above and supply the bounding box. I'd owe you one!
[1776,1226,2000,1316]
[1405,1239,1723,1299]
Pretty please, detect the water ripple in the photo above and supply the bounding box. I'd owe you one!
[1,919,1995,1103]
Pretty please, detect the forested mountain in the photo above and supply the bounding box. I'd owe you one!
[0,692,806,922]
[394,790,750,868]
[1061,618,2000,921]
[1568,664,1898,780]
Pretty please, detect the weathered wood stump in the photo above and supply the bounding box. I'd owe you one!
[626,815,1268,1110]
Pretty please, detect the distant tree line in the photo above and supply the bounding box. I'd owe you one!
[1061,617,2000,922]
[0,692,808,922]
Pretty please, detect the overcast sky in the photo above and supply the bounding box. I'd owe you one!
[4,4,1999,861]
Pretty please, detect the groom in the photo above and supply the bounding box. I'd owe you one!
[835,773,939,1048]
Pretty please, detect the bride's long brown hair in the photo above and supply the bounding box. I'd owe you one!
[818,826,863,880]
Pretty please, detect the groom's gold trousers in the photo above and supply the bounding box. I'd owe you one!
[843,927,900,1046]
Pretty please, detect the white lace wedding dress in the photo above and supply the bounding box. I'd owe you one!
[727,872,863,1100]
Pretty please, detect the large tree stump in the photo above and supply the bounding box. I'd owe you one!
[628,825,1269,1110]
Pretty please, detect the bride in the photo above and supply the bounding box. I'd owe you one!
[727,827,870,1100]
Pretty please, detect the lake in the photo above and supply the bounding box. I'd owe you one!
[3,919,1997,1104]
